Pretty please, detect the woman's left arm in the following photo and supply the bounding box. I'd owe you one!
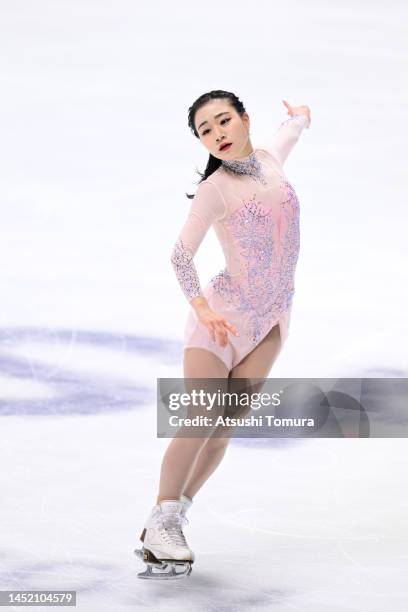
[259,100,311,166]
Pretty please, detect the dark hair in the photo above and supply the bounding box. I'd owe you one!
[186,90,246,199]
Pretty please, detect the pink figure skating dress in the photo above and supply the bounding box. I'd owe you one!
[171,114,310,372]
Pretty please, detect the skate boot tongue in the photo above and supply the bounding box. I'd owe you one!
[159,500,182,515]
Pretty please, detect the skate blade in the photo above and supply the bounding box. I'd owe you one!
[134,548,192,580]
[137,563,192,580]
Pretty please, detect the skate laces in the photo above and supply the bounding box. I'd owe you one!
[160,512,188,547]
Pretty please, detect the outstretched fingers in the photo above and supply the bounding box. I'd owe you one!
[223,320,239,337]
[282,99,293,114]
[209,319,239,348]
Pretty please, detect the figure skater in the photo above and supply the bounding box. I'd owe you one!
[136,90,311,578]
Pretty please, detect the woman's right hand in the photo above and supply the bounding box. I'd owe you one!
[195,303,239,348]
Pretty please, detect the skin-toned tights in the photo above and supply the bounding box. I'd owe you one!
[156,323,281,503]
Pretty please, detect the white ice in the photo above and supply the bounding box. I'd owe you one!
[0,0,407,610]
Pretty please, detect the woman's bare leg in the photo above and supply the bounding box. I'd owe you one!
[156,347,229,503]
[182,323,282,500]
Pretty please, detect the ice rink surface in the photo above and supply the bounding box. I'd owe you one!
[0,0,407,610]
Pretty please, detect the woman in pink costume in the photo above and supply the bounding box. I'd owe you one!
[137,90,311,578]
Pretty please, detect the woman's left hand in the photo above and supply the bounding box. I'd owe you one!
[282,100,311,127]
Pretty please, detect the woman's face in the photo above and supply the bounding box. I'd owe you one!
[194,99,251,160]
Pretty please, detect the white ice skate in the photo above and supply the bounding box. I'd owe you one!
[134,498,194,580]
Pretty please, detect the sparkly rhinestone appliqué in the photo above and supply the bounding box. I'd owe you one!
[279,177,300,298]
[278,113,309,130]
[210,195,278,344]
[221,151,268,185]
[171,238,202,302]
[210,182,300,345]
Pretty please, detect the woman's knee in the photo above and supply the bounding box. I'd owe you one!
[203,434,231,453]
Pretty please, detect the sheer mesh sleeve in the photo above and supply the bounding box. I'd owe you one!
[259,113,310,166]
[170,179,226,303]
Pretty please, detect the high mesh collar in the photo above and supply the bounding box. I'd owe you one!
[221,150,267,185]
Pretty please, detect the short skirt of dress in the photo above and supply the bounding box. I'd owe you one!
[183,283,293,372]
